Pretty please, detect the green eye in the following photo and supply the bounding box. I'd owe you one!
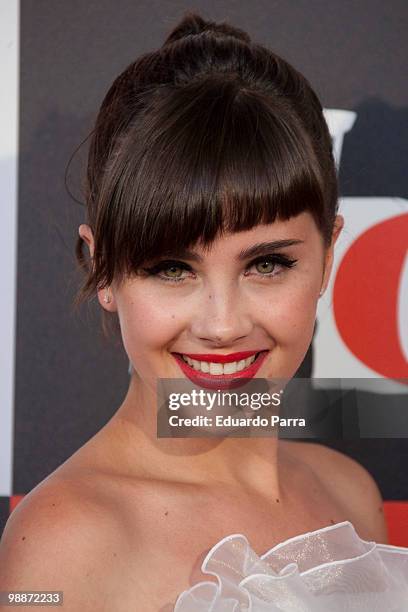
[255,261,276,274]
[163,266,183,278]
[142,254,297,284]
[141,259,192,283]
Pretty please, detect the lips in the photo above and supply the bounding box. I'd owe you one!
[172,350,269,390]
[179,350,259,363]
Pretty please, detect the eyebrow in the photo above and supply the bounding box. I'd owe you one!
[158,239,304,263]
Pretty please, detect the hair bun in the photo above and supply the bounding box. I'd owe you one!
[162,11,251,46]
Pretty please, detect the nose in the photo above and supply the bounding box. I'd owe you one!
[190,282,253,346]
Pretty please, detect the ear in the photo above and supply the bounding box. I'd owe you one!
[78,224,118,313]
[78,224,95,258]
[320,214,344,294]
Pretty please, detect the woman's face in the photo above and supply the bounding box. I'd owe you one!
[80,211,343,387]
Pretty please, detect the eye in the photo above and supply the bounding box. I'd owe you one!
[140,254,298,284]
[141,260,193,283]
[245,254,298,278]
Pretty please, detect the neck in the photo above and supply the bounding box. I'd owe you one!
[108,370,283,498]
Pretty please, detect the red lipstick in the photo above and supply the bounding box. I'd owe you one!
[179,350,259,363]
[171,350,269,390]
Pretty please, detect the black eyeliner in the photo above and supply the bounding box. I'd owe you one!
[141,254,298,277]
[141,259,192,275]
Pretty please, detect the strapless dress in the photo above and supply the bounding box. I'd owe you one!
[173,520,408,611]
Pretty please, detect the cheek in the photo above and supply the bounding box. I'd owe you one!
[259,281,318,345]
[116,292,187,357]
[260,283,318,379]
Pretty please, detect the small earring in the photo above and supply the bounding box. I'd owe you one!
[103,290,111,304]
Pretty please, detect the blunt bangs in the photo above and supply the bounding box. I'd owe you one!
[92,76,327,290]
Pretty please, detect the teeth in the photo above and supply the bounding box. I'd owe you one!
[209,362,223,375]
[223,361,238,374]
[200,361,210,373]
[181,353,258,374]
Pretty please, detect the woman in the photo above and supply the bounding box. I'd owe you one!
[1,11,407,612]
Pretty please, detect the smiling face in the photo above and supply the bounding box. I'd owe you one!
[79,211,343,389]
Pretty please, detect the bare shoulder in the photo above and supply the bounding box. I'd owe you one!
[281,440,389,543]
[0,474,141,611]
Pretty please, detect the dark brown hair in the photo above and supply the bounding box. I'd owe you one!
[74,11,338,337]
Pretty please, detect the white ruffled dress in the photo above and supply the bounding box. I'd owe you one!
[173,521,408,611]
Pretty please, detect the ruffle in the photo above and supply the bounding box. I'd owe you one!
[173,521,408,611]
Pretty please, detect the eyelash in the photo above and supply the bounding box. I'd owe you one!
[141,254,298,284]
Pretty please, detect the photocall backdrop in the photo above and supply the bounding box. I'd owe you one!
[1,1,407,542]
